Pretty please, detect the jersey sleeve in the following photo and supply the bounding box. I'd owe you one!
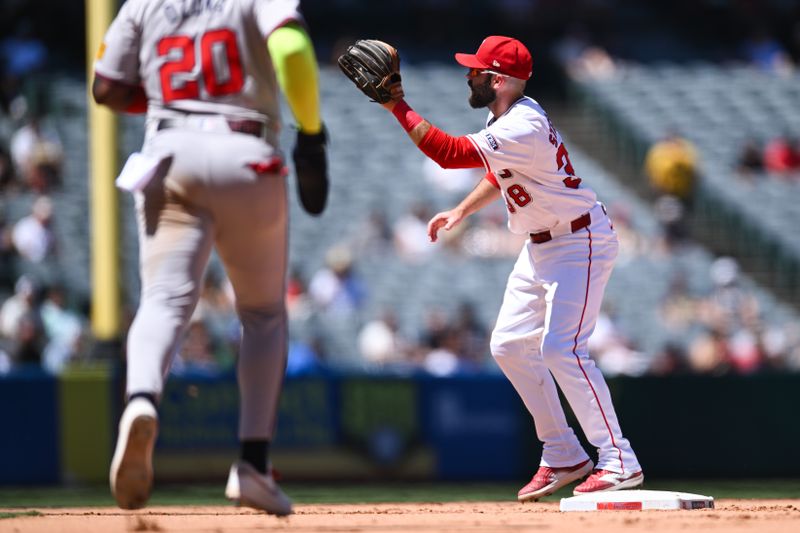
[254,0,303,38]
[93,0,142,85]
[467,117,540,174]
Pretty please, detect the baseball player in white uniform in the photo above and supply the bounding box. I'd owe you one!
[379,36,643,500]
[92,0,328,515]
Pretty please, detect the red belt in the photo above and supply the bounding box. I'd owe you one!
[529,212,592,244]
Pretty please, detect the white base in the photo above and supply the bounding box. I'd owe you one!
[560,490,714,512]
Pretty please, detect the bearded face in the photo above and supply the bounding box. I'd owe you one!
[468,74,497,108]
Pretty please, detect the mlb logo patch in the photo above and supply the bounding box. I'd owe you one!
[484,132,499,151]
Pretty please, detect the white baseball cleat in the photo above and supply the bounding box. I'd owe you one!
[109,397,159,510]
[518,459,594,502]
[573,469,644,495]
[225,460,293,516]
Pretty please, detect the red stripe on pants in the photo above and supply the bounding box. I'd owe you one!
[570,228,625,472]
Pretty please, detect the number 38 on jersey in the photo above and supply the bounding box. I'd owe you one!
[501,141,583,214]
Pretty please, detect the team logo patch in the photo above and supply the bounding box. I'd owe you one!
[484,132,499,151]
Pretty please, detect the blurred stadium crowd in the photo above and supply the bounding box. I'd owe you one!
[0,0,799,377]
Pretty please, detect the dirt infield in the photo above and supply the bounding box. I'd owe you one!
[2,500,798,532]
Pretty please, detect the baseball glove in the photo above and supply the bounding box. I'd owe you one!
[337,39,401,104]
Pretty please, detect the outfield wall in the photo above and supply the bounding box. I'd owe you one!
[1,368,798,485]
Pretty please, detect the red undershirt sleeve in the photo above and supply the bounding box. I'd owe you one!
[484,171,500,189]
[417,126,484,169]
[390,100,484,170]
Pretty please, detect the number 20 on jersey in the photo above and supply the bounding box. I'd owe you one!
[158,28,244,102]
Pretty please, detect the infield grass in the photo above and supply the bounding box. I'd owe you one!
[0,479,798,509]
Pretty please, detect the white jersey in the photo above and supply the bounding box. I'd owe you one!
[94,0,301,130]
[467,97,597,235]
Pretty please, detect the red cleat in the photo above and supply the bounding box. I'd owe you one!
[518,459,594,502]
[573,469,644,495]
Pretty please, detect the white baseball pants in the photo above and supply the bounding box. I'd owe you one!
[491,203,641,474]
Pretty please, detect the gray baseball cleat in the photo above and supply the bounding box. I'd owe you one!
[109,398,158,510]
[225,460,293,516]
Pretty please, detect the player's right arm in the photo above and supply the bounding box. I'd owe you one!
[383,98,486,171]
[427,177,500,242]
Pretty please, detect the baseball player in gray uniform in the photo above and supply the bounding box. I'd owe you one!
[92,0,328,515]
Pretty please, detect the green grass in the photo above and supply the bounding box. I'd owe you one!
[0,480,798,509]
[0,510,41,519]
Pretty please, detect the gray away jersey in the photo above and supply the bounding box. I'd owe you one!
[94,0,301,129]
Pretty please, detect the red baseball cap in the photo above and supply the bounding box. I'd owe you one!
[455,36,533,80]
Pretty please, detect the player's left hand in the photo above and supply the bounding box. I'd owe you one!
[380,81,405,111]
[337,39,401,104]
[427,208,464,243]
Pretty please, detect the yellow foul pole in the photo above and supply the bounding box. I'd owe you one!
[86,0,121,346]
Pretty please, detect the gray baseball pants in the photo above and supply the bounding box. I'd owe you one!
[125,128,287,440]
